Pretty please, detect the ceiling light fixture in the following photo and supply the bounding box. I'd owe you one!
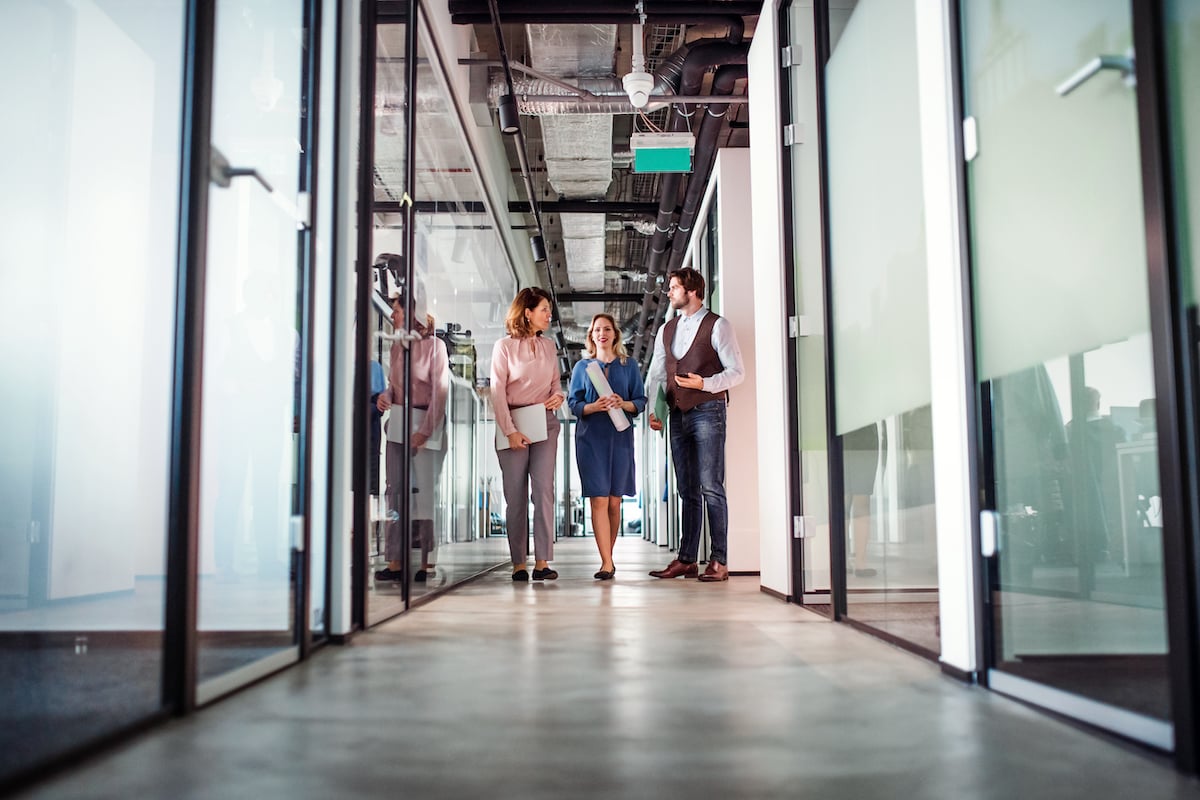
[497,92,520,135]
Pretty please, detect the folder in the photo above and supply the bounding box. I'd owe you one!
[386,407,444,450]
[495,404,549,450]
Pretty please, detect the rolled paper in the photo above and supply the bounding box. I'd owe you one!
[585,362,631,432]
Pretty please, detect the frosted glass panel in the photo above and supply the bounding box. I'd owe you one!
[964,0,1147,382]
[0,0,185,782]
[196,0,305,686]
[826,0,930,435]
[1167,1,1200,305]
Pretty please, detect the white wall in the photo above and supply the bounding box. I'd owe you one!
[747,10,793,595]
[915,0,978,674]
[327,0,361,637]
[713,149,762,574]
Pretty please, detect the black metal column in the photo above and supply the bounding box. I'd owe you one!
[163,0,216,714]
[1132,0,1200,773]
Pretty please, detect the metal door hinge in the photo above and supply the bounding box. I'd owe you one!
[781,45,801,69]
[793,515,815,539]
[783,123,803,147]
[788,316,798,338]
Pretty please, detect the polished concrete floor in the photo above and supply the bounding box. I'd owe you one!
[18,538,1200,799]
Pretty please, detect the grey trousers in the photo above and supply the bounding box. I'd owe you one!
[497,410,560,564]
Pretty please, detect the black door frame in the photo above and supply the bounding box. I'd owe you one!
[1131,0,1200,773]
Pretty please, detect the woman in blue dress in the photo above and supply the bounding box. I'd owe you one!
[568,313,647,580]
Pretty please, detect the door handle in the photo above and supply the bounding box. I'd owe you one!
[377,329,428,343]
[980,510,999,558]
[1056,49,1135,97]
[209,145,274,192]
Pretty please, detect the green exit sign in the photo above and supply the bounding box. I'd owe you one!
[631,132,694,173]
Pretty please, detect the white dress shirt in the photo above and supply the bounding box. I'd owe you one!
[646,306,745,413]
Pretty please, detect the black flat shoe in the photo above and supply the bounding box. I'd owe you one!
[593,569,614,580]
[532,567,558,581]
[512,569,529,582]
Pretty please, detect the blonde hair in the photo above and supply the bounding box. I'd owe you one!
[504,287,553,338]
[585,313,627,361]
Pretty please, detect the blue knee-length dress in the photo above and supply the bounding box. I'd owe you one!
[568,357,648,498]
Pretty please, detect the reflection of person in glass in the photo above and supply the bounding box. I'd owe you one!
[843,422,881,578]
[568,313,647,580]
[213,269,297,581]
[1066,386,1126,564]
[993,365,1071,576]
[490,287,565,582]
[375,291,449,584]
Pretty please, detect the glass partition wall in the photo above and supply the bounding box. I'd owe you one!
[960,0,1172,749]
[0,1,187,780]
[195,0,315,703]
[364,14,515,626]
[822,0,941,654]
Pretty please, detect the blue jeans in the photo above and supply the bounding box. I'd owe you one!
[669,399,728,564]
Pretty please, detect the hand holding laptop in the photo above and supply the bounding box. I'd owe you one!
[496,403,551,451]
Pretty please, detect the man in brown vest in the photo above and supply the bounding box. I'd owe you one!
[645,268,745,582]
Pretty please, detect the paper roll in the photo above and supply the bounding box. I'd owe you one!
[585,362,631,432]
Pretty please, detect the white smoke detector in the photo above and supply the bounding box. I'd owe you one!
[623,70,655,109]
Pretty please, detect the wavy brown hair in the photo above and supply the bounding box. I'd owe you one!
[504,286,554,338]
[668,267,705,298]
[584,313,627,362]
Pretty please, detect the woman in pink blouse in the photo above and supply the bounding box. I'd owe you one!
[491,287,565,581]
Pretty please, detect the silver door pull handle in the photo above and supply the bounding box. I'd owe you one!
[209,146,274,192]
[1056,50,1135,97]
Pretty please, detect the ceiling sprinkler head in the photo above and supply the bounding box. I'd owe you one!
[623,70,655,109]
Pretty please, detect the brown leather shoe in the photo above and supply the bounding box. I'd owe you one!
[649,559,699,579]
[697,559,728,582]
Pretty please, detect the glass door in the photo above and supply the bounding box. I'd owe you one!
[961,0,1170,748]
[196,0,311,702]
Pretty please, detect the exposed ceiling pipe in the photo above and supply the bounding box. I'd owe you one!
[447,0,761,25]
[479,29,737,117]
[639,63,748,355]
[629,39,750,361]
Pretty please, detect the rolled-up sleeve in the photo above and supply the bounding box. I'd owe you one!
[702,317,745,394]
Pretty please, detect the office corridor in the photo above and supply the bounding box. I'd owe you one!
[18,538,1199,799]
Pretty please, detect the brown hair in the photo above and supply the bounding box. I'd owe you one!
[504,287,554,338]
[668,267,705,298]
[584,313,627,361]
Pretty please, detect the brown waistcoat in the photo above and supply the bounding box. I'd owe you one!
[663,311,728,412]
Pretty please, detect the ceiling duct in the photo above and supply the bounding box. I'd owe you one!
[560,213,606,291]
[526,23,616,199]
[525,23,615,302]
